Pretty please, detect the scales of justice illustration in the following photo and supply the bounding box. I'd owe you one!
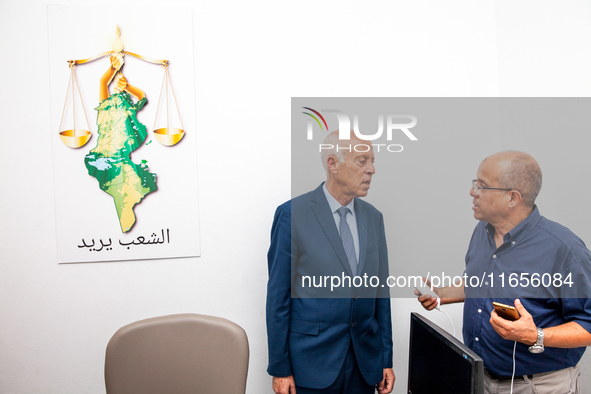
[57,26,185,233]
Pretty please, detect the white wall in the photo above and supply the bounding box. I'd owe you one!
[0,1,589,393]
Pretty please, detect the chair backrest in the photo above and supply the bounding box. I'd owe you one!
[105,313,249,394]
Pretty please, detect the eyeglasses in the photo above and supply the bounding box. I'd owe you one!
[471,180,513,195]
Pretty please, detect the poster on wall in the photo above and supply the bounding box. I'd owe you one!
[48,5,200,263]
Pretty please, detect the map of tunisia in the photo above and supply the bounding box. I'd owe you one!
[84,91,157,233]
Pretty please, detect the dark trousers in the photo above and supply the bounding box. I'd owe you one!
[295,342,376,394]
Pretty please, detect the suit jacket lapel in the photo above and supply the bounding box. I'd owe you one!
[355,199,368,275]
[310,185,354,276]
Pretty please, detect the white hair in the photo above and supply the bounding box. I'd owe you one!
[321,131,347,173]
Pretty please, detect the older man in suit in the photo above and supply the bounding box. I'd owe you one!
[266,130,395,394]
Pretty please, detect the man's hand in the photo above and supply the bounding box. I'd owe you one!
[415,277,466,310]
[377,368,395,394]
[414,278,440,311]
[415,291,440,311]
[272,375,296,394]
[490,299,538,345]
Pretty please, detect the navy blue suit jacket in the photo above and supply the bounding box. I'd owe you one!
[266,184,393,389]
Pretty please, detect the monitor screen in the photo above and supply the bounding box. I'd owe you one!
[408,312,484,394]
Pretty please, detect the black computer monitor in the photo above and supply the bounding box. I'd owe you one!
[408,312,484,394]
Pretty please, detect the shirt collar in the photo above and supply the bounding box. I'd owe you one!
[485,205,541,244]
[322,182,356,216]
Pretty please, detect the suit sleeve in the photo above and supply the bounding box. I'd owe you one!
[266,202,295,377]
[376,213,393,368]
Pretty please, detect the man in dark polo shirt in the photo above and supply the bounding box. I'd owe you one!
[418,151,591,394]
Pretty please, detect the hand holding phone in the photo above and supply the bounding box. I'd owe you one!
[415,278,440,310]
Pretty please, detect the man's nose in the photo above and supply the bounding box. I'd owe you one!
[470,186,478,197]
[367,162,376,174]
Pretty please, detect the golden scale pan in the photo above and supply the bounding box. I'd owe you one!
[58,26,184,148]
[152,60,185,146]
[58,61,92,148]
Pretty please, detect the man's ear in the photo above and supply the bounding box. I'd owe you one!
[507,190,522,208]
[327,156,339,174]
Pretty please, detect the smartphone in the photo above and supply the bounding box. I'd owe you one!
[492,302,520,321]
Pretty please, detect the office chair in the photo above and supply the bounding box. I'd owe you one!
[105,313,249,394]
